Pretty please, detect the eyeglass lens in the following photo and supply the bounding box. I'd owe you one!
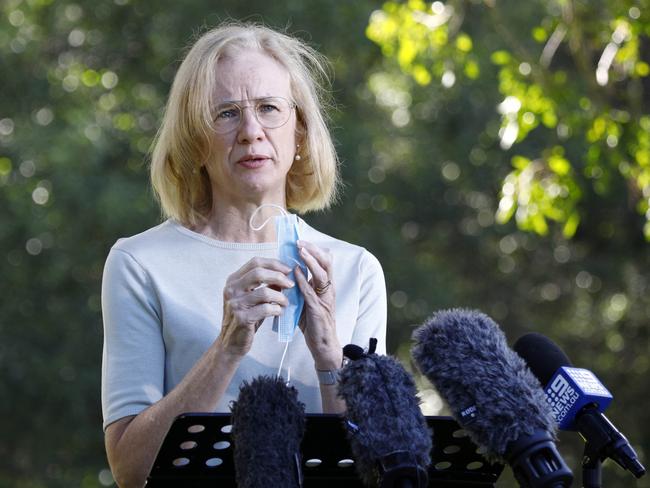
[213,97,293,133]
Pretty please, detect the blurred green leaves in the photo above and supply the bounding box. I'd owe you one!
[367,0,650,240]
[367,0,480,87]
[496,149,581,238]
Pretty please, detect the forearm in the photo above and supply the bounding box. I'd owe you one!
[320,382,346,414]
[314,350,345,414]
[107,340,241,488]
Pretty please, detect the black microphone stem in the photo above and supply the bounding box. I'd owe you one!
[577,405,646,483]
[582,448,602,488]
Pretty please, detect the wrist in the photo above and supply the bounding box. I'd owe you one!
[214,337,245,367]
[315,351,344,386]
[316,368,340,386]
[313,350,343,371]
[312,336,343,370]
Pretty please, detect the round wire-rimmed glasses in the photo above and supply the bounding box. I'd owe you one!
[212,96,297,134]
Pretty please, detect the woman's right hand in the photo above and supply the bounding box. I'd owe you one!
[218,257,294,357]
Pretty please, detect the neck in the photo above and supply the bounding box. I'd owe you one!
[193,196,288,243]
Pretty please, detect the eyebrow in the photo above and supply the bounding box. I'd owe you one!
[216,96,275,105]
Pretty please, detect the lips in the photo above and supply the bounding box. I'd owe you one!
[237,154,271,169]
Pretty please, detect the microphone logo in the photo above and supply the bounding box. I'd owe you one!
[545,367,613,429]
[459,404,478,424]
[546,375,579,423]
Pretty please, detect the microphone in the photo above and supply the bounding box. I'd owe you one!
[411,309,573,488]
[230,375,305,488]
[513,332,646,481]
[337,338,432,487]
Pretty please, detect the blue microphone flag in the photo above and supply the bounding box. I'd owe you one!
[546,366,613,430]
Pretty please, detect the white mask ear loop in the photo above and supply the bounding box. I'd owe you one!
[250,203,292,384]
[249,204,288,231]
[277,340,291,385]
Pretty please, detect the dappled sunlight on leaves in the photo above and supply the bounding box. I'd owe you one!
[367,0,650,240]
[497,149,581,238]
[367,0,479,87]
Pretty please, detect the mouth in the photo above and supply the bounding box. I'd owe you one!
[237,155,271,169]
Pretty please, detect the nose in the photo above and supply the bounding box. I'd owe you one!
[236,106,265,144]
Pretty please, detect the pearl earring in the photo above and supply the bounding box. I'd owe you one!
[294,144,301,161]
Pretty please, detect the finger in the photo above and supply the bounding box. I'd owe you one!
[239,268,295,292]
[297,240,333,274]
[294,265,318,302]
[232,302,284,325]
[225,258,293,299]
[231,257,292,280]
[297,245,328,285]
[251,286,290,307]
[230,286,290,309]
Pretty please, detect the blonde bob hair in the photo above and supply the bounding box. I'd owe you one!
[150,22,340,226]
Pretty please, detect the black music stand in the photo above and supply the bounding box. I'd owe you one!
[145,413,504,487]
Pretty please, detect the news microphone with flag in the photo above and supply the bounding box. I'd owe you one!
[513,332,645,481]
[337,338,432,487]
[230,375,305,488]
[412,309,573,488]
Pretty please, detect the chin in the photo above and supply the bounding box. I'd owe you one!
[238,178,285,200]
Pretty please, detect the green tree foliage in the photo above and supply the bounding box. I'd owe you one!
[367,0,650,239]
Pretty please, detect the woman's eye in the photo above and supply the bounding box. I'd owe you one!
[258,103,279,113]
[216,107,239,119]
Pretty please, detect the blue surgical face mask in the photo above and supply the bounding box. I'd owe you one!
[249,205,308,343]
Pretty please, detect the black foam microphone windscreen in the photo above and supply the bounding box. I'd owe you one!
[338,341,432,487]
[230,375,305,488]
[412,309,573,488]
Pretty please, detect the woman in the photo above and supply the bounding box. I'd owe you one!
[101,22,387,487]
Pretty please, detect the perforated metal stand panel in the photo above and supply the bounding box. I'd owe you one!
[146,413,503,487]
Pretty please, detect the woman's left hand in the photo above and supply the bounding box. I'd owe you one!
[294,240,342,370]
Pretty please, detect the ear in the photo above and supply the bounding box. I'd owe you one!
[294,108,307,146]
[295,130,306,148]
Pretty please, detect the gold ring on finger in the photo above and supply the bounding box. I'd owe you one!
[315,280,332,295]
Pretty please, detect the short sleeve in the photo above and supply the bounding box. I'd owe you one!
[351,250,387,354]
[101,247,165,430]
